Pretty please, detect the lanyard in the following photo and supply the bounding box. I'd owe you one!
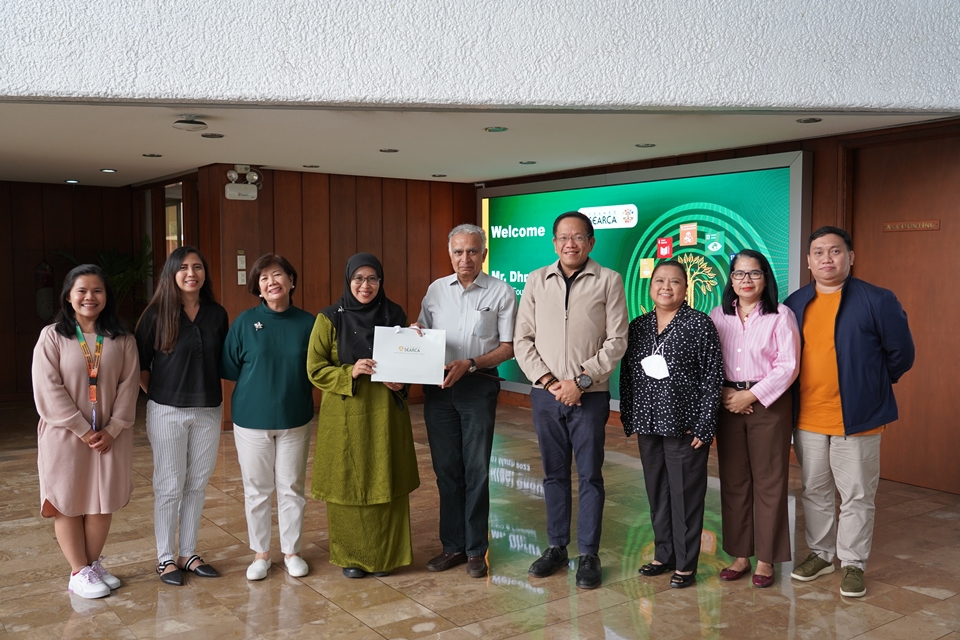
[74,323,103,431]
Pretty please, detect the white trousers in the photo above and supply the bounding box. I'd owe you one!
[146,401,223,564]
[793,429,882,571]
[233,423,311,555]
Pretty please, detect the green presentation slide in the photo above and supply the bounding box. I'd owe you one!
[482,167,792,398]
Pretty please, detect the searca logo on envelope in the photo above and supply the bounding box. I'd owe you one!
[397,345,422,353]
[578,205,639,229]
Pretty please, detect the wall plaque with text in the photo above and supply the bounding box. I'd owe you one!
[882,219,940,232]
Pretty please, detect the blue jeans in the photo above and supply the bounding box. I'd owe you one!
[423,375,500,556]
[530,388,609,555]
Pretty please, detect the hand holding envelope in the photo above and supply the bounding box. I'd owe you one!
[371,326,446,385]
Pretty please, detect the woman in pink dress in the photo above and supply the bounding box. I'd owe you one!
[32,264,140,599]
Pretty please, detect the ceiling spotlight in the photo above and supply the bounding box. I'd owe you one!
[172,117,208,131]
[484,127,508,133]
[227,170,239,183]
[379,148,399,153]
[100,168,117,173]
[302,164,320,168]
[796,117,822,124]
[519,160,537,165]
[201,133,224,139]
[635,143,656,148]
[431,174,447,178]
[142,153,162,158]
[65,179,79,184]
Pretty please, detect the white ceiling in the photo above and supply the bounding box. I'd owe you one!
[0,102,953,187]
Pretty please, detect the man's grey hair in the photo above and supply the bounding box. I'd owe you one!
[448,223,486,254]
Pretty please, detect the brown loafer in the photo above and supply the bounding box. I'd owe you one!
[466,555,488,578]
[426,551,467,572]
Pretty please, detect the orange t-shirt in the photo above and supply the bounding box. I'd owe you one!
[797,290,884,436]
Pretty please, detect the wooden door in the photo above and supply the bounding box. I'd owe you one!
[850,133,960,494]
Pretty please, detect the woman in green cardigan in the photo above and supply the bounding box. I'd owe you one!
[222,254,316,581]
[307,253,420,578]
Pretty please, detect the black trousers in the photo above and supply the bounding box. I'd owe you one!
[637,433,710,573]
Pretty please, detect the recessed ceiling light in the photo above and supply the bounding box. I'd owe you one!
[796,117,822,124]
[142,153,162,158]
[519,160,537,165]
[302,164,320,168]
[172,118,208,131]
[379,148,399,153]
[431,174,447,178]
[201,133,224,139]
[635,143,656,148]
[65,179,79,184]
[484,127,508,133]
[100,168,117,173]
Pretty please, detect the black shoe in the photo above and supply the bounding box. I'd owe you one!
[639,562,675,577]
[426,551,467,572]
[670,571,697,589]
[576,554,602,589]
[528,546,568,578]
[342,567,369,579]
[372,571,391,577]
[157,561,183,586]
[181,555,219,578]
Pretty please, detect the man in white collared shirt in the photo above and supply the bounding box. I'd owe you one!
[415,224,517,578]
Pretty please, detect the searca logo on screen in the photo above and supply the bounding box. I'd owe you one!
[578,205,639,229]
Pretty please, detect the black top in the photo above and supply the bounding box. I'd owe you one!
[136,300,229,408]
[619,302,724,444]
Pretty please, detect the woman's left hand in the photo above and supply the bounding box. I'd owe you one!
[383,381,404,392]
[88,430,115,454]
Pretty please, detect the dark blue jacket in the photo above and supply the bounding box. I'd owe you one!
[784,276,914,436]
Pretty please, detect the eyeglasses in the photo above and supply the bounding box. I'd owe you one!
[731,270,764,281]
[554,235,590,244]
[351,276,381,285]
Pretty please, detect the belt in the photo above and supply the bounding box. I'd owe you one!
[723,380,759,390]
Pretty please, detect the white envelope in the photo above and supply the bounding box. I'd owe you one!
[370,326,446,385]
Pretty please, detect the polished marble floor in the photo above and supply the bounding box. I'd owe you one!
[1,398,959,639]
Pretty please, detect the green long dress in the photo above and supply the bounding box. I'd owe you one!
[307,314,420,572]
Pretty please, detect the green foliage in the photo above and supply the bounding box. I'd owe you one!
[56,236,154,310]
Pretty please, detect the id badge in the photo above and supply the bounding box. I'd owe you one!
[640,354,670,379]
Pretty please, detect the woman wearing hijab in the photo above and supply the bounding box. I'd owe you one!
[307,253,420,578]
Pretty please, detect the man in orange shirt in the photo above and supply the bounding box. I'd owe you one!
[784,226,914,598]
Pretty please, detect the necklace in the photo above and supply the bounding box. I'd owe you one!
[738,301,759,319]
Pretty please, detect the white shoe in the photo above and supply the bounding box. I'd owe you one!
[246,558,271,581]
[284,555,309,578]
[90,556,121,590]
[68,566,111,599]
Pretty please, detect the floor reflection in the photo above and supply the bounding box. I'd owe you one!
[0,398,958,639]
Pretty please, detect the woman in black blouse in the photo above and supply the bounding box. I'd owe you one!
[135,246,229,585]
[619,260,723,589]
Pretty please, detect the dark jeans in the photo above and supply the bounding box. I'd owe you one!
[423,375,500,556]
[637,433,710,573]
[530,388,609,555]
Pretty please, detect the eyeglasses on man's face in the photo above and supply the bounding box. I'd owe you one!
[351,276,381,285]
[554,235,590,244]
[731,270,764,281]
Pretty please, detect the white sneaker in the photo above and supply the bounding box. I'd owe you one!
[284,555,309,578]
[90,556,121,590]
[68,566,111,599]
[246,558,271,581]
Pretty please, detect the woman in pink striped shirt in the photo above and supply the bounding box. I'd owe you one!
[709,250,800,588]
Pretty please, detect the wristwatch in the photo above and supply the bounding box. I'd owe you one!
[468,358,477,373]
[576,373,593,392]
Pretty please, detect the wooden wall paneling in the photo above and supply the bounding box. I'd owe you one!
[150,187,166,273]
[381,179,408,314]
[329,175,358,284]
[102,187,133,256]
[650,157,679,168]
[847,133,960,492]
[356,176,383,260]
[74,187,104,264]
[181,176,200,248]
[678,154,706,165]
[429,182,453,282]
[406,181,432,333]
[734,145,768,158]
[452,183,477,227]
[301,173,330,313]
[273,170,303,308]
[11,184,44,342]
[802,137,842,231]
[197,164,224,304]
[12,182,44,251]
[0,182,16,396]
[257,170,275,259]
[703,149,737,163]
[42,186,75,286]
[219,195,263,322]
[767,140,803,155]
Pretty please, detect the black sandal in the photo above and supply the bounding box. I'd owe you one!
[670,571,697,589]
[181,555,219,578]
[157,560,184,586]
[639,562,675,577]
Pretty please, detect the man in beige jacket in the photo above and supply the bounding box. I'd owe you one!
[514,211,628,589]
